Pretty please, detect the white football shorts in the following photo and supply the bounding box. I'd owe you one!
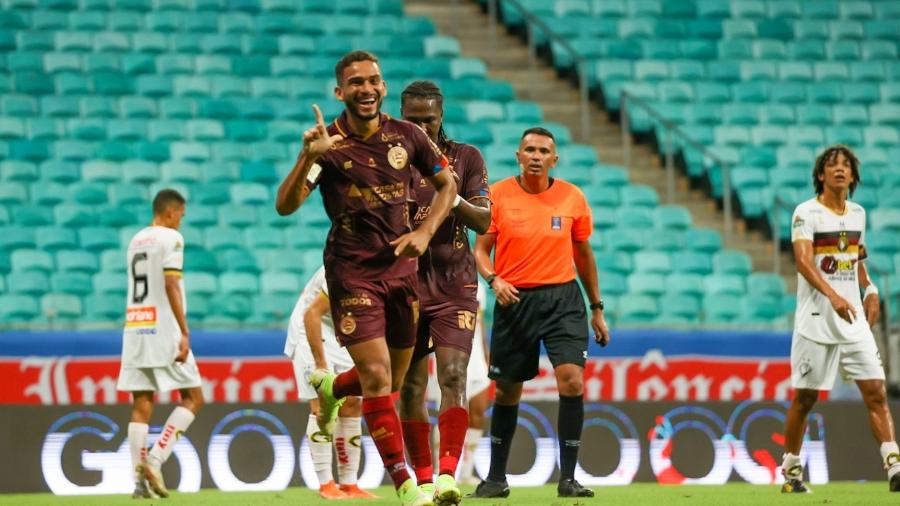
[791,332,886,390]
[117,351,202,392]
[290,330,355,400]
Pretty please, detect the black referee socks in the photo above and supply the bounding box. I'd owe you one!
[558,394,584,481]
[487,403,519,482]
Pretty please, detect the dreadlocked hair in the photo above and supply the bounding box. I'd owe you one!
[400,80,450,149]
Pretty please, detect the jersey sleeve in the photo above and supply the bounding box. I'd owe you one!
[572,190,593,242]
[791,204,815,242]
[410,124,448,178]
[460,145,490,202]
[163,230,184,274]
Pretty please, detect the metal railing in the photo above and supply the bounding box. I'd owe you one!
[620,90,733,244]
[484,0,592,142]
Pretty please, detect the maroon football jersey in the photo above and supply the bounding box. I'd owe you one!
[410,140,489,305]
[306,111,448,281]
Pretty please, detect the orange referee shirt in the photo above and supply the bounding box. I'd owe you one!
[487,176,593,288]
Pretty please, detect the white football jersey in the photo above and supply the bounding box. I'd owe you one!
[284,266,337,357]
[791,198,868,344]
[121,226,186,368]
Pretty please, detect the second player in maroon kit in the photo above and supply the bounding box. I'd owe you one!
[275,52,458,506]
[397,81,492,504]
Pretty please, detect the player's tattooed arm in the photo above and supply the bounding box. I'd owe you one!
[304,292,331,370]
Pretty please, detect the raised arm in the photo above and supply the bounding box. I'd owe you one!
[275,104,343,216]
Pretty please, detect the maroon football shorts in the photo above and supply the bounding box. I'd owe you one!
[327,273,419,349]
[412,298,479,361]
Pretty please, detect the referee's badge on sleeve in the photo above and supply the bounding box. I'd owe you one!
[551,216,562,230]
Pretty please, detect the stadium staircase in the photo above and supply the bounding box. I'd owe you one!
[408,0,797,306]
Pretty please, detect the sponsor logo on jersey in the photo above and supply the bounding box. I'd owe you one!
[340,294,372,307]
[125,307,157,327]
[819,256,857,275]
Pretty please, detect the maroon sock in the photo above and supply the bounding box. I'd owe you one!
[363,395,410,489]
[332,367,362,398]
[438,406,468,476]
[402,420,434,484]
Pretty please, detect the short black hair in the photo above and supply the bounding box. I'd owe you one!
[152,189,186,215]
[334,50,380,85]
[812,145,861,196]
[521,127,555,142]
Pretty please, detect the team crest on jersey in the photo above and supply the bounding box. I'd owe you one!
[387,145,408,170]
[125,306,157,327]
[340,314,357,335]
[551,216,562,230]
[837,231,848,252]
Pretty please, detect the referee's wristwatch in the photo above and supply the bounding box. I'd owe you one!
[485,274,497,289]
[589,300,604,311]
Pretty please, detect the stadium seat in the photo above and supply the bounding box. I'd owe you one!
[0,294,40,321]
[617,294,659,323]
[41,293,82,320]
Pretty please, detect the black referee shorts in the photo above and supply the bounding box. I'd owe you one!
[488,280,589,383]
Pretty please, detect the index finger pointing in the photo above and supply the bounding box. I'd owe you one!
[312,104,325,127]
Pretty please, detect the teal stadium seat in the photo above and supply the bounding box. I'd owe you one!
[9,271,50,296]
[0,294,40,322]
[41,293,82,320]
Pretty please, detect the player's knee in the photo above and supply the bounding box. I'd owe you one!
[793,390,818,412]
[186,389,205,413]
[557,377,583,396]
[439,361,467,394]
[494,382,522,405]
[863,386,887,409]
[357,362,391,392]
[399,380,423,406]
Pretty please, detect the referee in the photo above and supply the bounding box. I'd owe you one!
[470,127,609,499]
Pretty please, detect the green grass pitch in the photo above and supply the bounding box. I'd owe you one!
[3,483,898,505]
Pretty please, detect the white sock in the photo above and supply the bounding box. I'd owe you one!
[782,452,802,479]
[335,416,362,486]
[128,422,149,482]
[147,407,195,467]
[307,414,334,485]
[458,428,482,480]
[881,442,900,473]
